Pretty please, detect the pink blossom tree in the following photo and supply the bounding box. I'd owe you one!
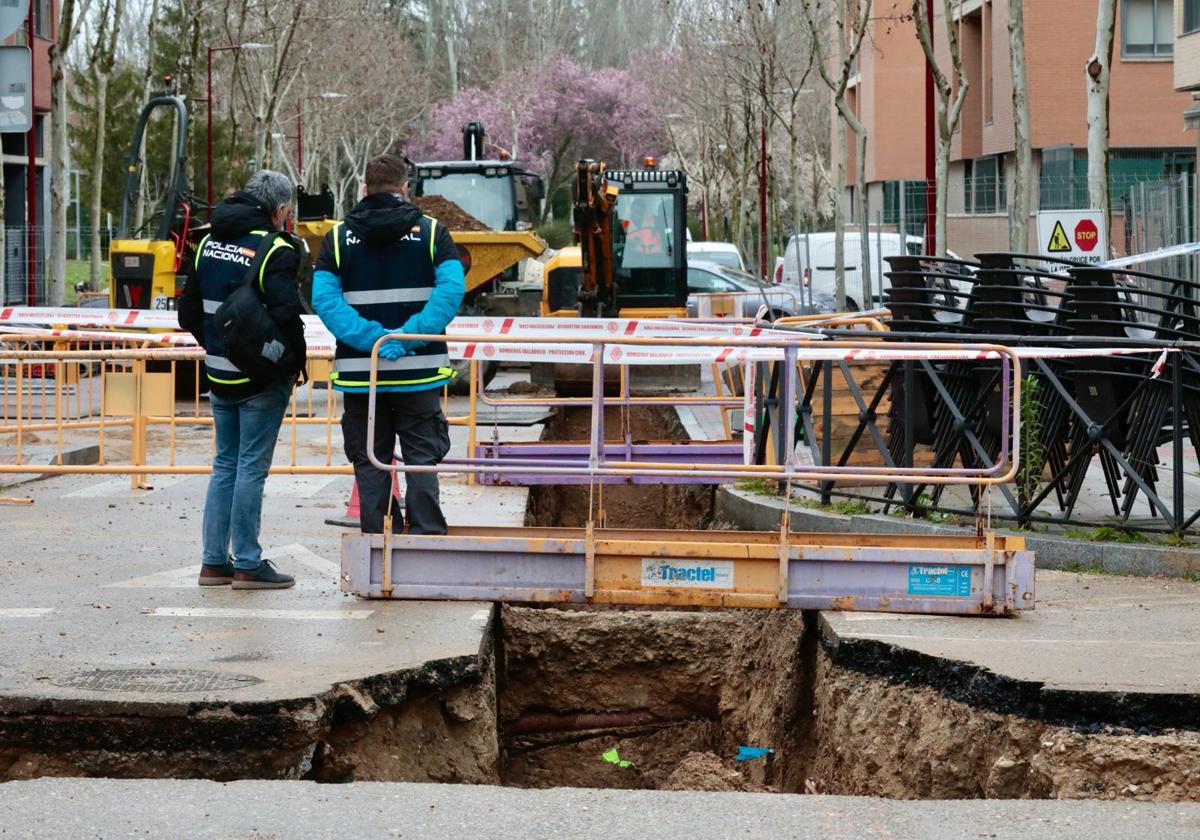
[411,55,667,220]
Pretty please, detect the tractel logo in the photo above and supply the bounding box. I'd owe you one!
[640,558,734,590]
[646,564,718,583]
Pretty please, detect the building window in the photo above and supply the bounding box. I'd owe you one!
[1123,0,1173,57]
[1187,0,1200,33]
[883,180,928,237]
[964,157,1006,215]
[32,0,51,38]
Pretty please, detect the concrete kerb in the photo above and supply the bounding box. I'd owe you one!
[715,485,1200,579]
[0,445,100,491]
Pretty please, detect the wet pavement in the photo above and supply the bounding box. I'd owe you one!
[0,386,536,710]
[820,571,1200,697]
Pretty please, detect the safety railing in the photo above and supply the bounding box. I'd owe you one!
[0,336,346,487]
[690,286,803,319]
[367,330,1024,487]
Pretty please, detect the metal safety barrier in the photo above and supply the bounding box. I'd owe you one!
[343,328,1036,616]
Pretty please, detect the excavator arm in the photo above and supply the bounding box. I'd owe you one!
[572,159,620,317]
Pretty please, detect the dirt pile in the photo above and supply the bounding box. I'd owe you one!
[411,195,491,231]
[662,752,765,792]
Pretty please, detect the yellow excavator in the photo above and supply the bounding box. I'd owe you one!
[107,83,200,312]
[536,159,694,393]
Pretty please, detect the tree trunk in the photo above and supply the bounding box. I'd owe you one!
[856,122,870,307]
[834,107,847,311]
[89,75,110,286]
[88,0,124,286]
[1007,0,1031,252]
[1087,0,1117,242]
[49,0,82,305]
[936,114,951,257]
[133,0,162,233]
[49,60,69,304]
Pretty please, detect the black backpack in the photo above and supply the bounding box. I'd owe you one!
[213,232,302,383]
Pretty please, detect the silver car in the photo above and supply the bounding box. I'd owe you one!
[686,259,834,320]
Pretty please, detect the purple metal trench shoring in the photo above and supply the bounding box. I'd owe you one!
[468,441,746,485]
[340,530,1037,616]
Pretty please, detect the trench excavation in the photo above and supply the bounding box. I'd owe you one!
[5,404,1200,800]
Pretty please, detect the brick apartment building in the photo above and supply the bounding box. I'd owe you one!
[2,0,53,304]
[844,0,1196,256]
[1175,1,1200,140]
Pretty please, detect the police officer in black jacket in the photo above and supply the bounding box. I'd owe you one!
[179,170,306,590]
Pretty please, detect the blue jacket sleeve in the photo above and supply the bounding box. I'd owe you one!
[312,269,388,353]
[398,259,466,348]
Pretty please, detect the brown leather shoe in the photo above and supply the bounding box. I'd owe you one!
[198,561,235,586]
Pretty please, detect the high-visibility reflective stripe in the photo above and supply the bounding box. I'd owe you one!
[250,229,269,235]
[204,354,242,372]
[195,234,211,270]
[334,353,450,372]
[258,238,295,292]
[204,354,250,384]
[342,288,433,305]
[428,218,437,260]
[332,222,344,269]
[331,367,455,387]
[202,299,222,314]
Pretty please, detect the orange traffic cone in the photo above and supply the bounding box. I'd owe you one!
[325,463,403,528]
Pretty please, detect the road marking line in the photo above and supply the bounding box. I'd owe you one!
[269,542,340,577]
[146,607,372,620]
[65,475,191,498]
[105,544,340,590]
[0,608,53,618]
[264,476,341,498]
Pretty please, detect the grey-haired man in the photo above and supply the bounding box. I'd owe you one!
[179,170,307,589]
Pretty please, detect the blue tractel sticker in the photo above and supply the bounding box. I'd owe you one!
[907,564,972,597]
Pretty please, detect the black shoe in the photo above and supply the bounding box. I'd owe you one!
[198,560,235,586]
[231,559,295,590]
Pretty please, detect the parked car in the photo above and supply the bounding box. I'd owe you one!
[780,231,972,310]
[686,259,834,320]
[687,241,748,273]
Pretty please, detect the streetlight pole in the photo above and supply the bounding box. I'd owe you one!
[205,42,272,208]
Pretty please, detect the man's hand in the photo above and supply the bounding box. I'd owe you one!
[379,341,410,361]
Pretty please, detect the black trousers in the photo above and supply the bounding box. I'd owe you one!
[341,389,451,535]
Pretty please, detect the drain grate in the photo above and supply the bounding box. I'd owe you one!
[51,668,261,693]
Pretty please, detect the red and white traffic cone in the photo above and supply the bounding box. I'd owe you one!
[325,463,403,528]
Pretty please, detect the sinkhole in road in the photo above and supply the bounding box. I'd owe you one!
[502,405,811,792]
[491,406,1200,798]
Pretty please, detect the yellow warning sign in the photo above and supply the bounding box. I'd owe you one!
[1046,220,1072,253]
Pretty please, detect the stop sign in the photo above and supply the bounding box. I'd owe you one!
[1074,219,1099,252]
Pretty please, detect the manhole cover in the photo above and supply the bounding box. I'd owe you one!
[51,668,261,693]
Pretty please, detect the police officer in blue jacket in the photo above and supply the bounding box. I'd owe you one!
[179,170,305,589]
[312,154,465,535]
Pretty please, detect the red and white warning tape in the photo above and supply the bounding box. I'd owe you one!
[0,307,1181,366]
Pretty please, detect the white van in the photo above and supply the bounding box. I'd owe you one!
[687,241,748,273]
[780,231,926,309]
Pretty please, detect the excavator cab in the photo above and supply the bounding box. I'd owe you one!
[108,85,197,312]
[609,169,688,316]
[537,161,694,393]
[544,163,689,319]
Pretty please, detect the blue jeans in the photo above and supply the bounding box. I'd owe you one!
[202,379,292,570]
